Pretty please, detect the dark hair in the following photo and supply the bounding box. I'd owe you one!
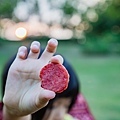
[1,49,80,120]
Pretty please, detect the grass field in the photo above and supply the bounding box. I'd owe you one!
[0,40,120,120]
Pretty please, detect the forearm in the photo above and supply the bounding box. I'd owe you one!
[3,106,31,120]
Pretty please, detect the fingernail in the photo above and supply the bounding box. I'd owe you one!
[49,38,58,45]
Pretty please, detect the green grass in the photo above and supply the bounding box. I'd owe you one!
[71,57,120,120]
[0,40,120,120]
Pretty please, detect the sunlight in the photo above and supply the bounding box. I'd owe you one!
[15,27,27,39]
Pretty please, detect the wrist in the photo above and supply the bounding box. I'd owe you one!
[3,106,31,120]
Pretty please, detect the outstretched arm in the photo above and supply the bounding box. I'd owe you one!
[3,39,63,120]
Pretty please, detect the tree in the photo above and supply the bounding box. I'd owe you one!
[82,0,120,55]
[0,0,17,18]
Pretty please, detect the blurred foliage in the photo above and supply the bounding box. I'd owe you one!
[81,33,120,55]
[0,0,17,18]
[81,0,120,55]
[0,0,120,55]
[62,1,77,15]
[89,0,120,34]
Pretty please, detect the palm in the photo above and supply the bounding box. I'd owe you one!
[6,59,41,114]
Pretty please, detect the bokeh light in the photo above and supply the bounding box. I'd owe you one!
[15,27,27,39]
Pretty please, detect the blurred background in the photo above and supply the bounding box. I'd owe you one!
[0,0,120,119]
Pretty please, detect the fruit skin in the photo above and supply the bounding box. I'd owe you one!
[40,62,69,93]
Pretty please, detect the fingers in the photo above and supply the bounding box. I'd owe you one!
[39,38,58,65]
[16,41,40,60]
[16,46,28,59]
[16,38,58,62]
[46,38,58,53]
[27,41,40,59]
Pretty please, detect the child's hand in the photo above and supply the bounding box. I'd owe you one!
[3,39,63,116]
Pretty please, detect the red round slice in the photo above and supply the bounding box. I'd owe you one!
[40,62,69,93]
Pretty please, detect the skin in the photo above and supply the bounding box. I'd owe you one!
[3,39,63,120]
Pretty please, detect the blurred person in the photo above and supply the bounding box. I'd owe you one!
[0,39,95,120]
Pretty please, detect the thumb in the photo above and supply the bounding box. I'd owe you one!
[35,89,56,109]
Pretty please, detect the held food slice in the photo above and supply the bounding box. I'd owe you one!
[40,62,69,93]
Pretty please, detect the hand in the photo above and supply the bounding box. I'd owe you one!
[3,39,63,117]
